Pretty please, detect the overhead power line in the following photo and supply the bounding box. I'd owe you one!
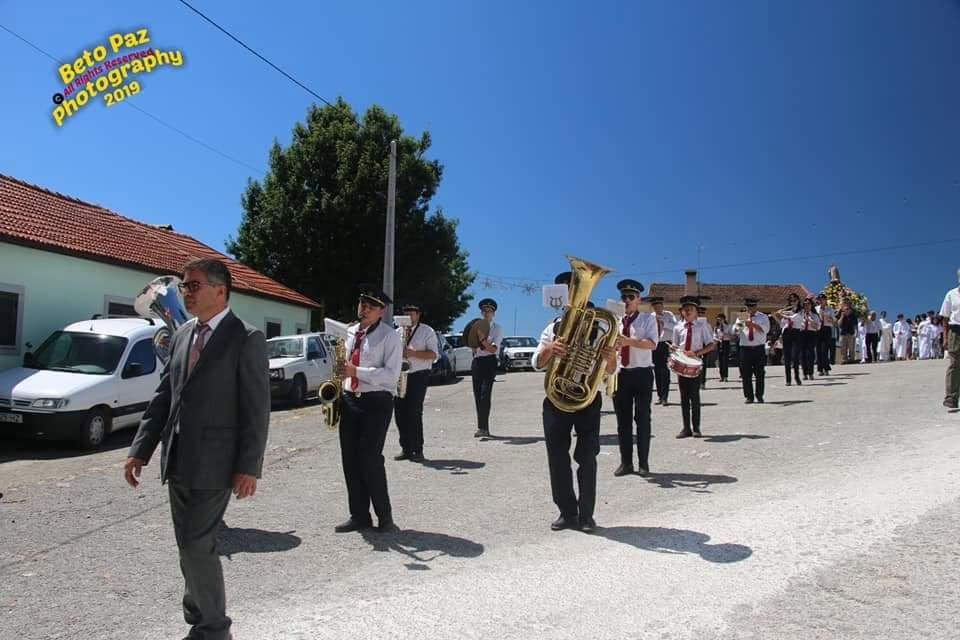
[176,0,333,106]
[0,23,262,175]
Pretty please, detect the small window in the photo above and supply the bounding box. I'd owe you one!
[124,339,158,377]
[108,301,137,317]
[266,321,282,339]
[0,285,24,354]
[308,337,326,359]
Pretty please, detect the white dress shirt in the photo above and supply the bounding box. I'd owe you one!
[941,287,960,325]
[532,321,557,372]
[398,322,439,373]
[733,311,769,346]
[345,320,403,394]
[673,318,715,353]
[791,311,822,332]
[654,310,677,343]
[618,311,659,368]
[715,322,733,342]
[473,320,503,358]
[817,305,836,327]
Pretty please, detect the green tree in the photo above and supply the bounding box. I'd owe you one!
[227,99,474,330]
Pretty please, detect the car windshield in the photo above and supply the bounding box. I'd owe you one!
[28,331,128,375]
[447,335,464,348]
[267,338,303,358]
[503,337,537,348]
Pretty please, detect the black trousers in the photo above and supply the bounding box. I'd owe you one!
[801,331,817,376]
[168,480,232,640]
[471,355,497,431]
[543,394,601,520]
[866,333,879,362]
[677,375,702,432]
[394,370,429,454]
[614,367,654,467]
[782,329,800,383]
[717,340,730,380]
[816,327,833,373]
[653,341,671,401]
[738,345,766,401]
[340,391,393,522]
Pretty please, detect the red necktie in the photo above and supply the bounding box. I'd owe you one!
[804,314,809,331]
[684,321,693,351]
[350,329,365,390]
[187,323,210,375]
[620,314,633,366]
[748,315,754,341]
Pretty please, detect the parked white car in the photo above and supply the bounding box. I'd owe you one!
[0,317,162,449]
[267,333,334,405]
[443,333,474,374]
[499,336,538,370]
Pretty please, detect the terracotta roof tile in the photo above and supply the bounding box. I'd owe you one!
[0,174,318,308]
[647,282,815,306]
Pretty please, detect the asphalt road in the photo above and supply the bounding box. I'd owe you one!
[1,359,958,639]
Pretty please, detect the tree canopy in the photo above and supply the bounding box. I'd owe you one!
[227,99,474,330]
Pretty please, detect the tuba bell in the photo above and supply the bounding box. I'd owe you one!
[545,256,619,413]
[134,275,189,365]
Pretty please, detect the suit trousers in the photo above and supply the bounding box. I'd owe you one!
[394,370,430,454]
[840,333,856,363]
[340,391,394,523]
[782,329,800,383]
[816,327,833,373]
[471,355,497,431]
[168,478,232,640]
[542,394,601,521]
[865,333,879,363]
[614,367,654,467]
[678,375,702,432]
[738,345,766,401]
[717,340,730,380]
[653,341,672,401]
[946,327,960,405]
[801,331,818,376]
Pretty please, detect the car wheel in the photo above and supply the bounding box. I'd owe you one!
[290,375,306,406]
[76,407,110,450]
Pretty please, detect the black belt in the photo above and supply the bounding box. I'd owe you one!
[346,390,391,399]
[950,324,960,334]
[620,366,652,372]
[741,344,765,349]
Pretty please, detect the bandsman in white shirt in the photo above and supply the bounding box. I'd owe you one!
[531,270,618,533]
[732,297,770,404]
[893,313,911,360]
[797,297,822,380]
[471,298,503,438]
[393,303,439,463]
[696,304,711,390]
[815,293,836,375]
[673,296,716,438]
[714,313,733,382]
[334,285,403,534]
[649,296,676,405]
[612,279,659,477]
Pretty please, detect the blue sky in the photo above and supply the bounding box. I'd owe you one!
[3,0,958,336]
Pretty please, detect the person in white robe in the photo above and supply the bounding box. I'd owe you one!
[878,312,894,362]
[918,314,934,359]
[857,320,867,363]
[893,314,910,360]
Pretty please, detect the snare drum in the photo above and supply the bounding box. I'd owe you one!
[668,351,703,378]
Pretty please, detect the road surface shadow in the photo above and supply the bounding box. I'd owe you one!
[360,528,485,570]
[595,526,752,563]
[763,400,814,407]
[702,434,770,443]
[0,430,134,463]
[429,376,465,387]
[644,472,738,491]
[418,458,486,474]
[217,525,301,558]
[480,434,544,445]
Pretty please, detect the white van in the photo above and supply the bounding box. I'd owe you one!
[0,317,162,449]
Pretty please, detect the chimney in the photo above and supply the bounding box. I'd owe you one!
[684,270,697,295]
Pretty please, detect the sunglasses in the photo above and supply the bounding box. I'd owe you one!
[620,294,637,301]
[178,280,215,294]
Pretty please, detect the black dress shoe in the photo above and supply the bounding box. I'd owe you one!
[785,380,791,386]
[692,430,702,438]
[796,378,802,385]
[945,400,959,409]
[474,429,490,438]
[409,452,424,462]
[377,515,399,533]
[637,465,650,477]
[393,451,411,461]
[334,517,373,533]
[613,463,634,477]
[579,517,597,533]
[551,515,579,531]
[744,398,754,404]
[676,429,693,439]
[757,397,764,403]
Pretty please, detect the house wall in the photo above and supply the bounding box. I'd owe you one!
[0,242,312,371]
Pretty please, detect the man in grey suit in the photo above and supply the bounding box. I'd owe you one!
[124,258,270,640]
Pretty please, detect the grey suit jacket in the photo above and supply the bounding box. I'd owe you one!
[128,311,270,489]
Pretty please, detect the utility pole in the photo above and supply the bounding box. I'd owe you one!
[382,140,397,320]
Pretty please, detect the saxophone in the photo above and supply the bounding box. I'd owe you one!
[545,256,619,412]
[318,318,349,430]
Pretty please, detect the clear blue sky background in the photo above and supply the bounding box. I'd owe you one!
[3,0,958,335]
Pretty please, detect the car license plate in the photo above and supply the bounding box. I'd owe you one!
[0,411,23,424]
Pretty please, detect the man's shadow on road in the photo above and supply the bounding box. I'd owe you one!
[217,524,301,558]
[644,472,738,492]
[417,458,486,475]
[595,526,752,563]
[479,435,543,445]
[361,528,485,570]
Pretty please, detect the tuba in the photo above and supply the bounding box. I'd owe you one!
[545,256,619,413]
[134,275,189,365]
[317,318,349,430]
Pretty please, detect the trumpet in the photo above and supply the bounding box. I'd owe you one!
[395,315,413,399]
